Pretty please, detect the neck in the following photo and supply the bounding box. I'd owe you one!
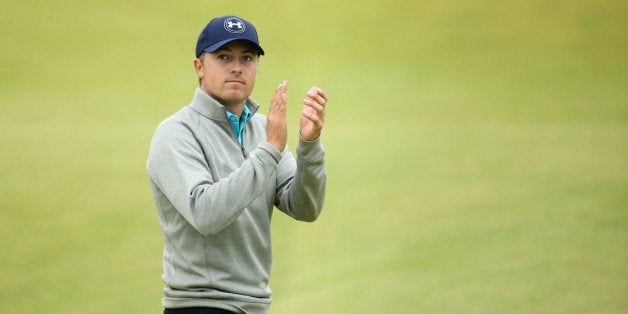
[200,87,246,117]
[223,102,245,117]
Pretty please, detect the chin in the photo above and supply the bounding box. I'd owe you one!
[226,90,250,100]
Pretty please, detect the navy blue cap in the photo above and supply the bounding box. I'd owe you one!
[195,16,265,57]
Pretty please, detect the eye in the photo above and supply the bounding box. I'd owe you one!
[242,55,253,62]
[217,54,230,61]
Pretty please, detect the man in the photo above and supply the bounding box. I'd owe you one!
[147,15,329,314]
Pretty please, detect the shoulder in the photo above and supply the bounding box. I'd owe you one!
[150,106,202,147]
[148,107,204,168]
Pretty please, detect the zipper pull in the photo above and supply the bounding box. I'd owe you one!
[241,146,247,158]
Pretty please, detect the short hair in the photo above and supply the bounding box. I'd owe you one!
[197,52,208,85]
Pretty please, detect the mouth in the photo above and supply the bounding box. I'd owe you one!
[226,80,245,85]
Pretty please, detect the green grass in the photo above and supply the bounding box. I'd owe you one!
[1,0,626,313]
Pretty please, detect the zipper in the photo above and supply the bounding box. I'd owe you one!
[227,114,247,158]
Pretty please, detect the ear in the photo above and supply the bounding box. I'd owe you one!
[193,58,204,79]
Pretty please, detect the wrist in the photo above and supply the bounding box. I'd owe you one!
[299,131,320,142]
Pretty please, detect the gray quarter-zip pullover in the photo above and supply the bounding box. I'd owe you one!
[147,88,326,313]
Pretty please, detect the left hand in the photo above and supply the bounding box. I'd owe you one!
[300,87,328,141]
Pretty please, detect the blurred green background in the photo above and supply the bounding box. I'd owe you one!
[1,0,626,313]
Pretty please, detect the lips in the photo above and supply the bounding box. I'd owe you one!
[226,79,245,85]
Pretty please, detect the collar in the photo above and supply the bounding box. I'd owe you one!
[189,87,259,121]
[226,105,252,123]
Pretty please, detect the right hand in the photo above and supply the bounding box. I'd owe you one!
[266,81,288,152]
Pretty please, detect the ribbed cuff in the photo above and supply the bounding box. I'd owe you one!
[297,134,325,161]
[257,141,283,164]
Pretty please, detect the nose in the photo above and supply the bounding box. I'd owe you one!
[231,59,243,75]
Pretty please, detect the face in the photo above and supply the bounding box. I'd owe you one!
[194,40,260,108]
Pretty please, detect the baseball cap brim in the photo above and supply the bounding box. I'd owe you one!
[203,38,265,56]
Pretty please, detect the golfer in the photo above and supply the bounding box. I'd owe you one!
[147,15,328,314]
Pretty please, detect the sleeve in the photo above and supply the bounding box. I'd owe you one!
[147,119,282,236]
[274,134,326,222]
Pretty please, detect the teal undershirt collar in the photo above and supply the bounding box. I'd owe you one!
[226,105,252,146]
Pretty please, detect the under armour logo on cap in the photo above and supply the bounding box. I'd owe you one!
[224,17,246,33]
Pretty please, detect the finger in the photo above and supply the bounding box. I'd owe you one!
[302,104,324,126]
[271,83,281,106]
[280,81,288,115]
[276,81,288,101]
[306,91,327,108]
[301,108,324,128]
[281,80,288,94]
[308,87,328,103]
[270,81,288,116]
[280,89,287,116]
[303,97,325,113]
